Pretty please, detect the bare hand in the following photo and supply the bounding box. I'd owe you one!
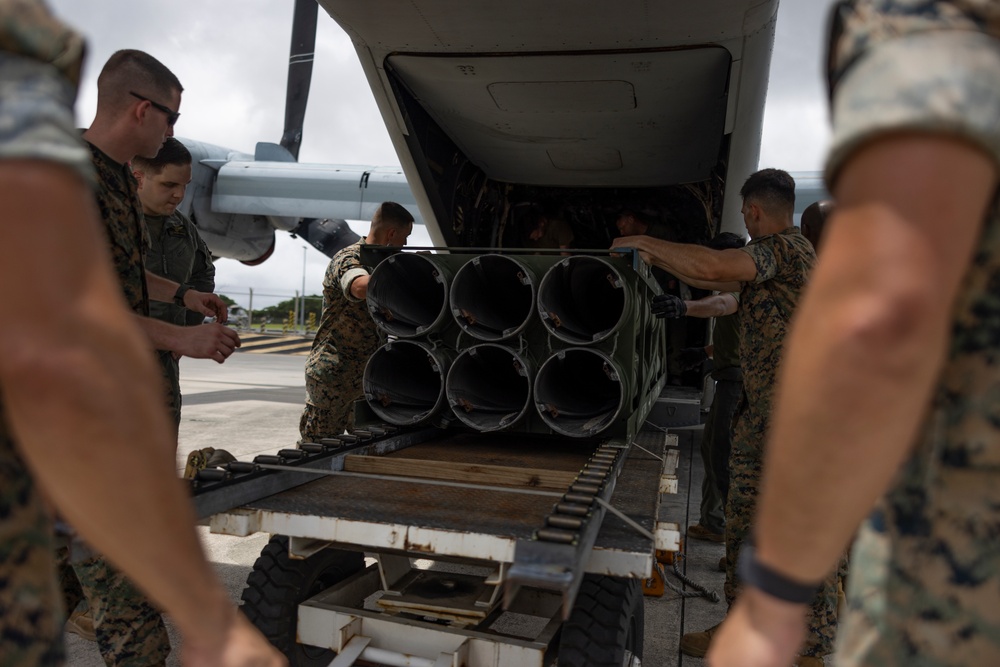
[184,290,229,324]
[175,323,241,363]
[706,589,807,667]
[183,611,287,667]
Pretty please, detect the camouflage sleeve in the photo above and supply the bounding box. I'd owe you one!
[0,53,93,180]
[0,0,91,180]
[825,1,1000,186]
[739,239,778,284]
[333,247,367,303]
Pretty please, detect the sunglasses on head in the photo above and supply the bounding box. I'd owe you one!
[129,91,180,127]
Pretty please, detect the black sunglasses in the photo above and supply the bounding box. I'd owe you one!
[129,91,180,127]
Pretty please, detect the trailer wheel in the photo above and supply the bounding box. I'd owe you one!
[557,574,644,666]
[240,535,364,667]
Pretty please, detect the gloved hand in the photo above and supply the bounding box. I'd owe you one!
[651,294,687,318]
[677,346,709,371]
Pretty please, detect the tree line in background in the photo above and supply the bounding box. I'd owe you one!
[217,293,324,331]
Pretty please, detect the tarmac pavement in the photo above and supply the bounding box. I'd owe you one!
[64,352,749,666]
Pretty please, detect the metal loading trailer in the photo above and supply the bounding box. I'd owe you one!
[189,248,684,665]
[195,427,680,666]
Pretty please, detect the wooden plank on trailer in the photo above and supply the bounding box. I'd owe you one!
[344,455,576,490]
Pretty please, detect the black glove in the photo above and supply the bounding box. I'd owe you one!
[677,346,709,371]
[651,294,687,318]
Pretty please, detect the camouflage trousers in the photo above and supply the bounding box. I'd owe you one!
[299,364,365,443]
[835,464,1000,666]
[697,377,742,533]
[724,392,842,658]
[156,351,180,434]
[58,541,169,667]
[0,432,64,667]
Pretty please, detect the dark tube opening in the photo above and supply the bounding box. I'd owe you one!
[364,341,450,425]
[446,344,532,432]
[450,255,536,341]
[367,253,449,337]
[537,256,627,344]
[534,348,624,438]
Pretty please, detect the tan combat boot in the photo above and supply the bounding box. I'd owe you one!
[65,608,96,642]
[679,623,720,658]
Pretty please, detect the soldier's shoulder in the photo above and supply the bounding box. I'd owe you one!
[0,0,86,85]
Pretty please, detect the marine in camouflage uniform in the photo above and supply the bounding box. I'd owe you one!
[300,240,383,441]
[0,3,89,664]
[722,226,843,657]
[146,209,215,430]
[52,67,172,667]
[825,2,1000,664]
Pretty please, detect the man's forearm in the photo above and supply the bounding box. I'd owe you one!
[146,269,180,302]
[685,294,737,319]
[0,163,234,647]
[135,312,181,352]
[755,136,996,583]
[613,235,754,285]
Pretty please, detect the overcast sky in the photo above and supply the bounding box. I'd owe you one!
[48,0,833,308]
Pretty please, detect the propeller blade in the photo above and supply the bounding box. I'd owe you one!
[280,0,319,160]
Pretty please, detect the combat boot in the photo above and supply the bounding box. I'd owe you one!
[688,523,725,543]
[65,608,96,642]
[679,623,720,657]
[718,555,726,572]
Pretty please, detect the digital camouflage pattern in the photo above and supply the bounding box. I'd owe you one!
[0,0,84,86]
[87,141,150,316]
[62,105,170,665]
[0,2,89,664]
[300,240,383,441]
[722,227,840,657]
[0,427,64,667]
[825,2,1000,665]
[61,551,168,667]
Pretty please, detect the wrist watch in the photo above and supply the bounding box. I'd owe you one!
[173,284,191,307]
[737,543,819,604]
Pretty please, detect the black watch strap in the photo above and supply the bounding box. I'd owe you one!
[737,544,820,604]
[173,284,191,307]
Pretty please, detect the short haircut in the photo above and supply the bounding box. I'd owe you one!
[740,168,795,218]
[131,138,191,174]
[371,201,414,233]
[801,199,834,252]
[707,231,746,251]
[97,49,182,114]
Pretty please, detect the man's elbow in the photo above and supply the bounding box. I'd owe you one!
[827,283,942,369]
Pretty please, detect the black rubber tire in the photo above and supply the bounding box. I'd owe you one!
[240,535,365,667]
[557,574,644,667]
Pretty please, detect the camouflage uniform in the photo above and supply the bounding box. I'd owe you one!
[300,240,382,441]
[698,303,742,534]
[825,3,1000,665]
[146,211,216,429]
[723,228,842,657]
[54,136,170,666]
[0,3,89,664]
